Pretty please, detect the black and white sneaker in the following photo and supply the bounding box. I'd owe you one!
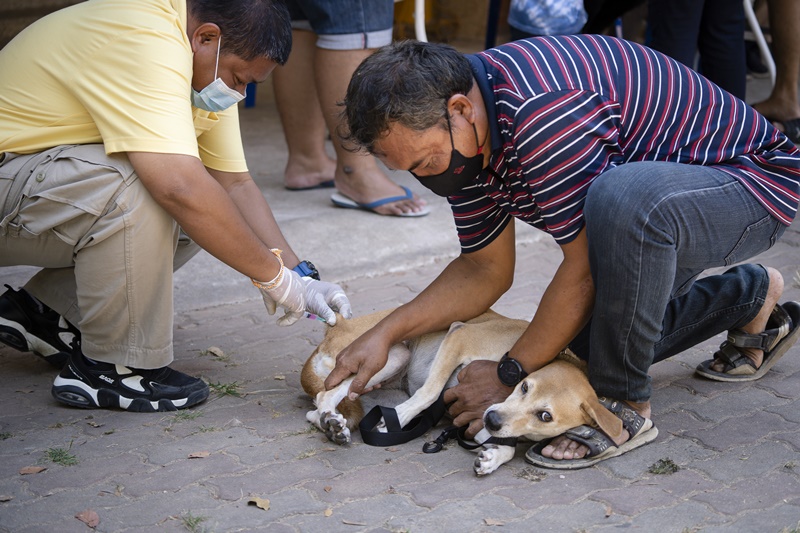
[52,344,209,412]
[0,285,78,368]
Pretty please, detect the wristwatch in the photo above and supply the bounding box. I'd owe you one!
[497,352,527,387]
[292,260,320,280]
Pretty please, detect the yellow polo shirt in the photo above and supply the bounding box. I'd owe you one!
[0,0,247,173]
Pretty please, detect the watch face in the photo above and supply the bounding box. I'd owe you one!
[498,359,521,387]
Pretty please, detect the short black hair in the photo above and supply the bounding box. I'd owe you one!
[188,0,292,64]
[340,40,474,153]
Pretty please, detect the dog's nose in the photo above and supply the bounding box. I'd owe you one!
[484,410,503,432]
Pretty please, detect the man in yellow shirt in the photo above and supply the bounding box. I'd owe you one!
[0,0,351,412]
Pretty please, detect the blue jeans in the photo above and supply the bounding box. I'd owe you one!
[569,162,786,402]
[286,0,394,50]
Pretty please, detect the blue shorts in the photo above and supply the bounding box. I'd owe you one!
[286,0,394,50]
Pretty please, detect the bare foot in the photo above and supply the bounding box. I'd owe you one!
[752,98,800,132]
[334,163,427,216]
[710,267,784,372]
[284,153,337,190]
[539,400,651,461]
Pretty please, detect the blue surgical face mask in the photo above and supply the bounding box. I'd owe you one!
[191,37,245,112]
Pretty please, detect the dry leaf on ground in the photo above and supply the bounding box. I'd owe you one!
[76,509,100,528]
[207,346,226,358]
[188,451,210,459]
[19,466,46,475]
[248,497,270,511]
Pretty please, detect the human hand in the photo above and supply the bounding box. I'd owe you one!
[257,266,307,326]
[301,277,352,326]
[443,360,514,439]
[323,330,391,400]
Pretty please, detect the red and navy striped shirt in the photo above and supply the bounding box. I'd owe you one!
[450,35,800,251]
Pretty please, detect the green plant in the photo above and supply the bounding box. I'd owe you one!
[649,458,679,475]
[45,442,78,466]
[174,411,203,422]
[208,381,242,397]
[181,512,209,533]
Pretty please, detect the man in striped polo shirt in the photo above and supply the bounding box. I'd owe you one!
[326,36,800,468]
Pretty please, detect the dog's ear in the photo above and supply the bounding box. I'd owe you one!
[580,398,623,440]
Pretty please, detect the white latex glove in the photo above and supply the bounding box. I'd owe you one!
[257,265,306,326]
[301,276,352,325]
[256,266,352,327]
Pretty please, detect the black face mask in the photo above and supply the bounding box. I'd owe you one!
[410,115,485,197]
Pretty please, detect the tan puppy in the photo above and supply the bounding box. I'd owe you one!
[301,308,623,475]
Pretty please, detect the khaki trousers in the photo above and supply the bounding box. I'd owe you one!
[0,145,199,368]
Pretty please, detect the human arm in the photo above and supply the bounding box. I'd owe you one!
[128,152,283,281]
[127,152,350,324]
[323,220,518,398]
[207,166,300,267]
[444,227,595,435]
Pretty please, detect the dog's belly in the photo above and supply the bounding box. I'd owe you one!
[404,330,462,395]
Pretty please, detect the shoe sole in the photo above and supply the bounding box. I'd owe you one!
[52,376,209,412]
[0,319,68,367]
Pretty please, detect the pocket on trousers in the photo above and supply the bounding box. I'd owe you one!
[16,145,136,245]
[723,214,782,266]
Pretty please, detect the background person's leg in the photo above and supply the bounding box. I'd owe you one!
[698,0,746,99]
[297,0,428,216]
[752,0,800,142]
[272,28,336,191]
[647,0,703,69]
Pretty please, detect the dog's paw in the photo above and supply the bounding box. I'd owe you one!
[474,445,502,476]
[320,411,351,445]
[474,444,515,476]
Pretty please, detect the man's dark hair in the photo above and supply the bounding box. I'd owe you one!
[188,0,292,64]
[341,40,474,154]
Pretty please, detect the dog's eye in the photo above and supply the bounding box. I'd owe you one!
[537,411,552,423]
[520,381,528,394]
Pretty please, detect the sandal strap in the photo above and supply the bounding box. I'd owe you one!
[726,304,793,353]
[564,425,614,457]
[597,397,648,439]
[714,341,757,371]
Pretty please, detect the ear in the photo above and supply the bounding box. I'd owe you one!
[446,93,475,123]
[190,22,221,53]
[581,397,623,441]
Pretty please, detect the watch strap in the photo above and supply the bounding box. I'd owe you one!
[292,260,320,280]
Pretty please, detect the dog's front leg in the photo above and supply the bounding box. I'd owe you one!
[309,344,412,445]
[308,380,353,445]
[474,444,516,476]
